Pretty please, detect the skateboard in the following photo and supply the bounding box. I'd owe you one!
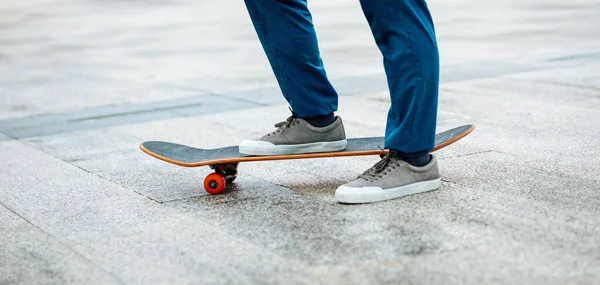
[140,124,474,195]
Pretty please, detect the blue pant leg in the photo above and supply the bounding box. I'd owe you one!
[359,0,440,153]
[243,0,338,118]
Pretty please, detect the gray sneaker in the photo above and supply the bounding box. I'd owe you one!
[335,151,441,204]
[239,115,347,156]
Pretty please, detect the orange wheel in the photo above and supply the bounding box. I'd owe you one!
[204,173,226,195]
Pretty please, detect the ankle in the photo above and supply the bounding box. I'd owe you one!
[301,112,336,127]
[391,150,431,167]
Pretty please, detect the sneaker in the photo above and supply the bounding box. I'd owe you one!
[335,151,441,204]
[239,115,347,156]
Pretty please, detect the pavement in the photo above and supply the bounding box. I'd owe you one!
[1,0,600,284]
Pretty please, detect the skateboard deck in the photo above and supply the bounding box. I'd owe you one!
[140,124,474,194]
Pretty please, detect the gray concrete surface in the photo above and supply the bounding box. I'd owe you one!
[1,0,600,284]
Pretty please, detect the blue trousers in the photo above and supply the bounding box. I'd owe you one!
[244,0,439,154]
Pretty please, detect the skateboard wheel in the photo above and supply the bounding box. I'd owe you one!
[204,173,226,195]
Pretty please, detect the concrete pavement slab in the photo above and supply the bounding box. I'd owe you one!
[3,0,600,120]
[0,94,261,139]
[2,110,179,139]
[0,205,121,285]
[166,149,599,284]
[2,0,600,283]
[0,77,206,121]
[70,149,215,202]
[0,1,271,119]
[20,128,207,202]
[112,116,259,149]
[0,140,327,284]
[435,76,600,161]
[506,63,600,91]
[442,73,600,110]
[20,117,261,202]
[429,1,600,62]
[22,129,141,163]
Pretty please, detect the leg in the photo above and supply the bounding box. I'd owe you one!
[243,0,338,118]
[239,0,347,156]
[335,0,441,204]
[360,0,439,156]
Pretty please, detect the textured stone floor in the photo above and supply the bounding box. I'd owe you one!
[1,0,599,284]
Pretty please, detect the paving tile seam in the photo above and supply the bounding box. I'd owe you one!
[15,139,163,204]
[74,164,165,203]
[157,195,208,204]
[504,77,600,94]
[317,247,467,271]
[70,104,204,122]
[218,92,273,108]
[0,202,128,285]
[0,202,56,241]
[0,93,260,137]
[439,84,600,111]
[59,146,140,165]
[546,51,600,63]
[438,150,510,160]
[70,164,164,203]
[0,99,208,131]
[0,131,13,142]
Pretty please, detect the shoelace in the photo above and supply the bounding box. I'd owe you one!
[266,108,299,137]
[359,151,402,181]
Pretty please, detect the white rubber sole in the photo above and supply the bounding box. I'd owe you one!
[335,179,441,204]
[239,139,347,156]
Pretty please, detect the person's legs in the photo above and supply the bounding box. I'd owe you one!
[335,0,441,204]
[240,0,346,155]
[363,0,439,157]
[243,0,338,119]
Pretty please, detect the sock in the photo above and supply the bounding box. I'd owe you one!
[302,112,335,127]
[394,150,431,167]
